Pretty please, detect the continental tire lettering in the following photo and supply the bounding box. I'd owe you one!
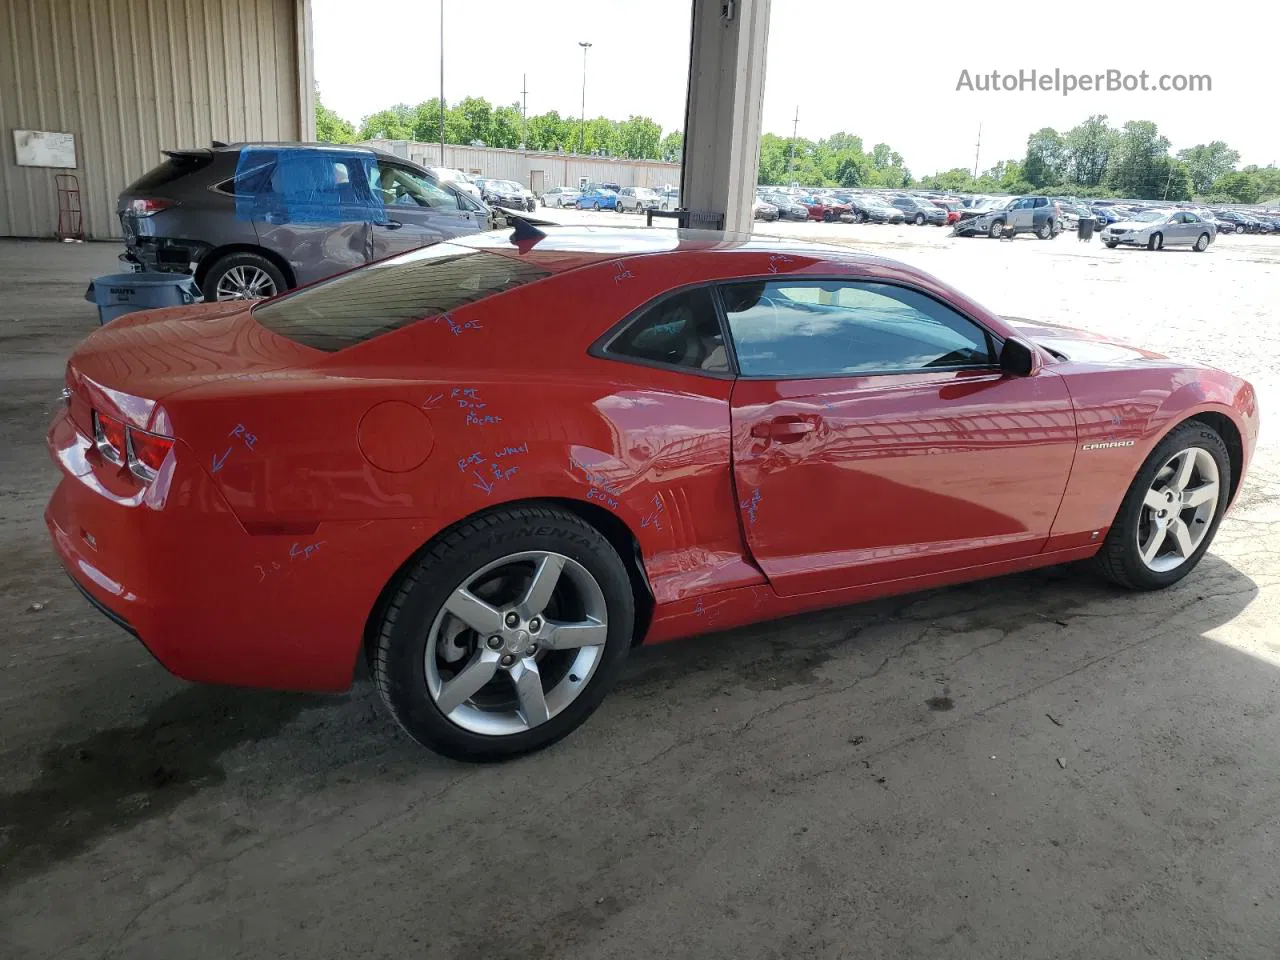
[1082,440,1136,451]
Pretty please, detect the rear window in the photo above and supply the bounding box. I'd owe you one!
[251,243,551,352]
[125,153,213,191]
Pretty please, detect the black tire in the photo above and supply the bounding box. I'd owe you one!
[914,213,925,225]
[1104,240,1118,249]
[988,219,1004,239]
[856,211,867,224]
[201,251,288,302]
[593,201,601,211]
[1092,421,1231,591]
[1148,232,1163,251]
[539,197,546,207]
[1194,232,1210,252]
[1037,220,1053,240]
[372,505,636,761]
[822,210,833,222]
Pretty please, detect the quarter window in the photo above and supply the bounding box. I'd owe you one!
[600,287,729,373]
[719,280,995,378]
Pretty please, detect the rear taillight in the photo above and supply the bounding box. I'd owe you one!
[126,198,175,217]
[92,410,174,482]
[94,412,127,464]
[126,428,175,482]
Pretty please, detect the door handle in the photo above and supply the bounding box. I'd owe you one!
[380,220,403,230]
[751,417,817,443]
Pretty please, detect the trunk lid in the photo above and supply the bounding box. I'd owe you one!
[65,301,320,431]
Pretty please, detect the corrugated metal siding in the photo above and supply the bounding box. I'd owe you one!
[0,0,303,240]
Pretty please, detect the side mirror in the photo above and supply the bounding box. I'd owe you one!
[999,337,1037,377]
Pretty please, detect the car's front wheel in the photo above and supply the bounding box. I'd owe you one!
[593,201,601,211]
[1104,239,1118,248]
[1148,232,1164,251]
[372,505,635,761]
[1093,421,1231,591]
[203,251,287,302]
[988,219,1004,239]
[914,213,925,225]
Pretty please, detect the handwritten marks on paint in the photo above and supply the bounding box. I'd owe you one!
[740,487,763,526]
[612,261,635,284]
[212,423,259,474]
[640,494,665,532]
[767,254,794,275]
[425,387,505,429]
[432,312,483,337]
[460,443,531,496]
[254,538,326,583]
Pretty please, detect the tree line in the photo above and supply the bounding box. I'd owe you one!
[317,90,682,162]
[317,93,1278,203]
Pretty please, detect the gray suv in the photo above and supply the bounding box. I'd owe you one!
[117,143,493,301]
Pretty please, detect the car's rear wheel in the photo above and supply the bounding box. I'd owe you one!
[1093,421,1231,591]
[1148,232,1164,251]
[1037,220,1053,240]
[372,505,635,761]
[204,252,286,302]
[1195,232,1210,252]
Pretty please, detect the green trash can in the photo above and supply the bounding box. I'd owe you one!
[85,272,202,325]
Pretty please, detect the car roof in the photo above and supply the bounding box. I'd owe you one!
[453,225,907,275]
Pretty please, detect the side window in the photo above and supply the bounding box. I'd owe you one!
[600,287,729,374]
[720,279,995,379]
[369,163,455,209]
[1034,197,1047,208]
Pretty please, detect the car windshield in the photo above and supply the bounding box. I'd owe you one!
[251,243,551,352]
[499,181,522,191]
[1133,210,1167,222]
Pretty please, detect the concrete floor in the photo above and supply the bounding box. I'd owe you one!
[2,228,1279,959]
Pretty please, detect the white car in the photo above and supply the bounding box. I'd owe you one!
[540,185,582,208]
[618,186,660,213]
[1102,209,1216,252]
[423,166,481,200]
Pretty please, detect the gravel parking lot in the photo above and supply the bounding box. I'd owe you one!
[3,224,1279,959]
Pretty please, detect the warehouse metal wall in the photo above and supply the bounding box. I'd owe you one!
[1,0,310,240]
[365,140,682,192]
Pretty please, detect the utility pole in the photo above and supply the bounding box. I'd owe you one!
[577,42,592,155]
[972,121,982,179]
[520,74,528,150]
[787,105,799,182]
[1163,163,1174,200]
[438,0,445,164]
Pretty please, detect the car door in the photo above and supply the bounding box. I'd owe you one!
[243,148,376,286]
[1008,198,1032,232]
[367,161,483,260]
[720,277,1077,596]
[1171,212,1195,244]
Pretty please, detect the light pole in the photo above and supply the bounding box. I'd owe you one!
[439,0,445,164]
[577,41,592,155]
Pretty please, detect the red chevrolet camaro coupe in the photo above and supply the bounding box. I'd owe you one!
[47,225,1258,760]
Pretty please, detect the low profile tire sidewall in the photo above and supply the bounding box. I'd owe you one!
[1104,423,1231,589]
[376,510,635,761]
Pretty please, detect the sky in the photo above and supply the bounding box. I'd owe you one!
[313,0,1280,174]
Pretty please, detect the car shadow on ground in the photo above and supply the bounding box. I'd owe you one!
[0,551,1261,905]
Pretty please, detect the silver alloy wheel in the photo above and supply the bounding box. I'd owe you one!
[215,265,277,301]
[424,551,609,736]
[1196,233,1209,251]
[1136,446,1220,573]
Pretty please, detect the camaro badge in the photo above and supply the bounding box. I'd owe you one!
[1082,440,1136,450]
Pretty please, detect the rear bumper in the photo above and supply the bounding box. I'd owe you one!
[43,409,392,692]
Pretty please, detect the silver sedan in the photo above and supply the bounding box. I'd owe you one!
[1102,210,1216,251]
[540,186,582,208]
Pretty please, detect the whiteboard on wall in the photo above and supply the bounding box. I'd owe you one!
[13,129,77,168]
